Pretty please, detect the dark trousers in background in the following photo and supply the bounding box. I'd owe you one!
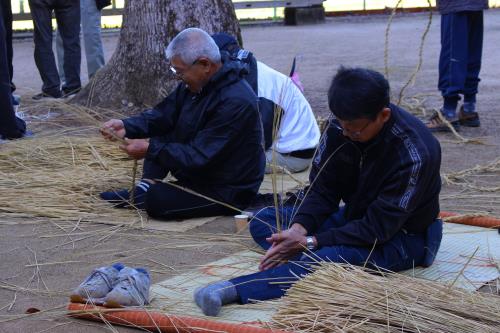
[231,205,440,304]
[0,2,25,139]
[0,0,14,90]
[438,11,484,107]
[141,159,235,220]
[28,0,81,96]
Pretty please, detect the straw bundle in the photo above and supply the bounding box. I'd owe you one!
[0,134,143,224]
[271,262,500,333]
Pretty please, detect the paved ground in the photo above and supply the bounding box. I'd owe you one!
[2,10,500,332]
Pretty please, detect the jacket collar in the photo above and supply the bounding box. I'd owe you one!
[197,53,248,96]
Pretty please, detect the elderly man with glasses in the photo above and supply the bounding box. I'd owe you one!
[99,28,265,220]
[194,67,443,317]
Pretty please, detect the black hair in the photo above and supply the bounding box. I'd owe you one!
[327,67,390,121]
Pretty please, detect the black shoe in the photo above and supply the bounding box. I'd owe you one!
[458,106,480,127]
[32,91,62,100]
[62,87,81,99]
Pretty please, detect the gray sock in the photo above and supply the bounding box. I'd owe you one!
[193,281,237,316]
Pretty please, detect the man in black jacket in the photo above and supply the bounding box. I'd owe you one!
[194,67,443,317]
[100,28,265,220]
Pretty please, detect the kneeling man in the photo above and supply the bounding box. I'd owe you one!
[194,67,443,316]
[100,28,265,220]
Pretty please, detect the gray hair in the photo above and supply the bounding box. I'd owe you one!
[165,28,221,65]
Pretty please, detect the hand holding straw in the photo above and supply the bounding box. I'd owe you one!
[100,119,126,143]
[100,121,139,202]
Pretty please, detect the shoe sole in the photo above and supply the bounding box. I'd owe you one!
[32,96,60,102]
[70,294,86,303]
[459,120,480,127]
[70,294,107,305]
[103,300,124,308]
[429,126,460,133]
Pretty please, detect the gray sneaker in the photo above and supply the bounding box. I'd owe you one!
[70,263,124,304]
[104,267,150,308]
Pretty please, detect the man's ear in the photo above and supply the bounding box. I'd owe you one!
[380,107,391,123]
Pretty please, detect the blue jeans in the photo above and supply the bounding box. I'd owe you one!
[438,11,483,108]
[57,0,105,81]
[231,205,441,303]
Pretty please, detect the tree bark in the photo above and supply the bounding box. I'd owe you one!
[72,0,241,110]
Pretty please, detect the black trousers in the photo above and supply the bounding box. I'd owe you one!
[0,0,13,90]
[28,0,81,95]
[141,159,236,220]
[0,3,25,139]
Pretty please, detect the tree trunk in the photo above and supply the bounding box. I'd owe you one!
[72,0,241,110]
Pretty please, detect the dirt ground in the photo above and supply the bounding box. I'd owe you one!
[2,10,500,332]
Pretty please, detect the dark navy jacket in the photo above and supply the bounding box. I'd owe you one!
[122,59,265,207]
[293,104,442,247]
[437,0,488,14]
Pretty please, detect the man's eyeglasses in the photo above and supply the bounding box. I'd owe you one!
[331,118,372,139]
[168,59,199,78]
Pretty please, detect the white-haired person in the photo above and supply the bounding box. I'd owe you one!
[100,28,265,220]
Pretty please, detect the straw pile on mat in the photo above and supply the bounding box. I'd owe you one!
[270,262,500,333]
[0,134,144,224]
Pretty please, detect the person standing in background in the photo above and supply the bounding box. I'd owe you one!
[0,1,26,140]
[427,0,488,131]
[28,0,81,100]
[56,0,110,83]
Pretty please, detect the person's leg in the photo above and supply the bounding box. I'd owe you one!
[437,12,469,119]
[459,11,483,127]
[145,182,236,220]
[1,0,13,89]
[265,150,311,174]
[231,230,426,304]
[55,30,66,84]
[55,0,81,94]
[0,4,17,138]
[28,0,62,97]
[463,11,483,106]
[100,158,168,208]
[0,4,25,139]
[80,0,105,78]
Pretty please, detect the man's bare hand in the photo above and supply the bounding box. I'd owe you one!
[259,224,308,271]
[119,138,149,160]
[101,119,125,141]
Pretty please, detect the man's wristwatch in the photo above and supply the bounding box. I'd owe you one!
[305,236,316,251]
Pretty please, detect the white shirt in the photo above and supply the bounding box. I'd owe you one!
[257,61,320,154]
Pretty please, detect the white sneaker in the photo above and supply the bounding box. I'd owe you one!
[70,263,124,304]
[104,267,150,307]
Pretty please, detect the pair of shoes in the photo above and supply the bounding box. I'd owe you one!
[426,110,460,132]
[100,180,151,209]
[70,263,150,307]
[458,105,480,127]
[32,91,62,100]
